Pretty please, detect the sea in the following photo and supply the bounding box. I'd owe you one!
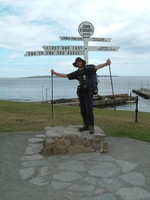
[0,76,150,113]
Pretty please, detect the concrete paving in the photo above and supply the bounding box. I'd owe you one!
[0,129,150,200]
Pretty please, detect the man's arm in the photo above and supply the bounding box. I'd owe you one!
[51,69,67,78]
[95,59,111,70]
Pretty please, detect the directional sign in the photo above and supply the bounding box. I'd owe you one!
[42,46,84,51]
[25,46,119,57]
[59,36,111,42]
[59,36,83,41]
[88,38,111,42]
[88,46,120,51]
[25,50,84,56]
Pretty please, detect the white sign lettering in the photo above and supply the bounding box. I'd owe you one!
[59,36,111,42]
[25,51,45,56]
[88,46,120,51]
[88,38,111,42]
[42,46,84,51]
[59,36,83,41]
[25,51,84,56]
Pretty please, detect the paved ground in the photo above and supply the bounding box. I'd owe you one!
[0,129,150,200]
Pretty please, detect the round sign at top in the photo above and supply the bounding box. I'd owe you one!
[78,21,94,38]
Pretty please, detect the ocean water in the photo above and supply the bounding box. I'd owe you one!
[0,76,150,112]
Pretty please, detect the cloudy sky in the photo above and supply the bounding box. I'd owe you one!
[0,0,150,78]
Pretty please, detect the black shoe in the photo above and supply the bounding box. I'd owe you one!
[79,125,89,132]
[89,126,94,134]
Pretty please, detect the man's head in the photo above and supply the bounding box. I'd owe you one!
[73,57,86,68]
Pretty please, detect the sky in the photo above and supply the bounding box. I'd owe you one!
[0,0,150,78]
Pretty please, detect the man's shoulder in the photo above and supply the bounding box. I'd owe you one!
[68,69,78,75]
[85,64,96,68]
[84,65,96,73]
[67,70,79,80]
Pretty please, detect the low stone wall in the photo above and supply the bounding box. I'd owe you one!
[42,125,107,155]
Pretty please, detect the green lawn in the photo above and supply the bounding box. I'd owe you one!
[0,100,150,142]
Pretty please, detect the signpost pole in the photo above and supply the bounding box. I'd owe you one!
[108,63,116,110]
[83,38,89,64]
[135,96,138,123]
[51,73,54,118]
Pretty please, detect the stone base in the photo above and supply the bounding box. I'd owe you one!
[42,125,107,155]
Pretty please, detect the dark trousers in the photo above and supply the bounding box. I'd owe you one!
[79,95,94,126]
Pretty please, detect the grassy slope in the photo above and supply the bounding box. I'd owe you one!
[0,100,150,142]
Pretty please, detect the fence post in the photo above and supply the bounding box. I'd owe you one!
[135,96,138,123]
[51,74,54,118]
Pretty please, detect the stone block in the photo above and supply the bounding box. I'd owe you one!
[45,131,61,138]
[19,167,35,180]
[28,138,44,143]
[53,171,81,182]
[21,154,43,161]
[42,125,106,155]
[116,187,150,200]
[39,167,48,177]
[29,177,48,186]
[36,134,45,138]
[68,144,90,154]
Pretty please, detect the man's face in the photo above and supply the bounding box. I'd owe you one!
[76,60,83,68]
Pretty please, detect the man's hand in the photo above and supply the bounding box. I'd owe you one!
[51,69,55,75]
[95,59,111,70]
[106,59,111,65]
[50,69,67,78]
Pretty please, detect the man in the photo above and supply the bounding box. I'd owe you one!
[51,57,111,134]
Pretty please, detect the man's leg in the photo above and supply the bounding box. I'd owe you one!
[84,95,94,134]
[79,96,89,131]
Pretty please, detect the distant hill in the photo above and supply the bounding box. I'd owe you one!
[26,75,51,78]
[27,75,119,78]
[98,75,119,77]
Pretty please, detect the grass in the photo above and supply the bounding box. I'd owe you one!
[0,100,150,142]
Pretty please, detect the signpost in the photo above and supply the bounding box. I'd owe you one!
[25,21,120,64]
[25,21,120,116]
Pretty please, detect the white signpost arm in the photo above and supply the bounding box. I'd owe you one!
[59,36,111,42]
[42,46,84,51]
[88,46,120,51]
[25,50,84,56]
